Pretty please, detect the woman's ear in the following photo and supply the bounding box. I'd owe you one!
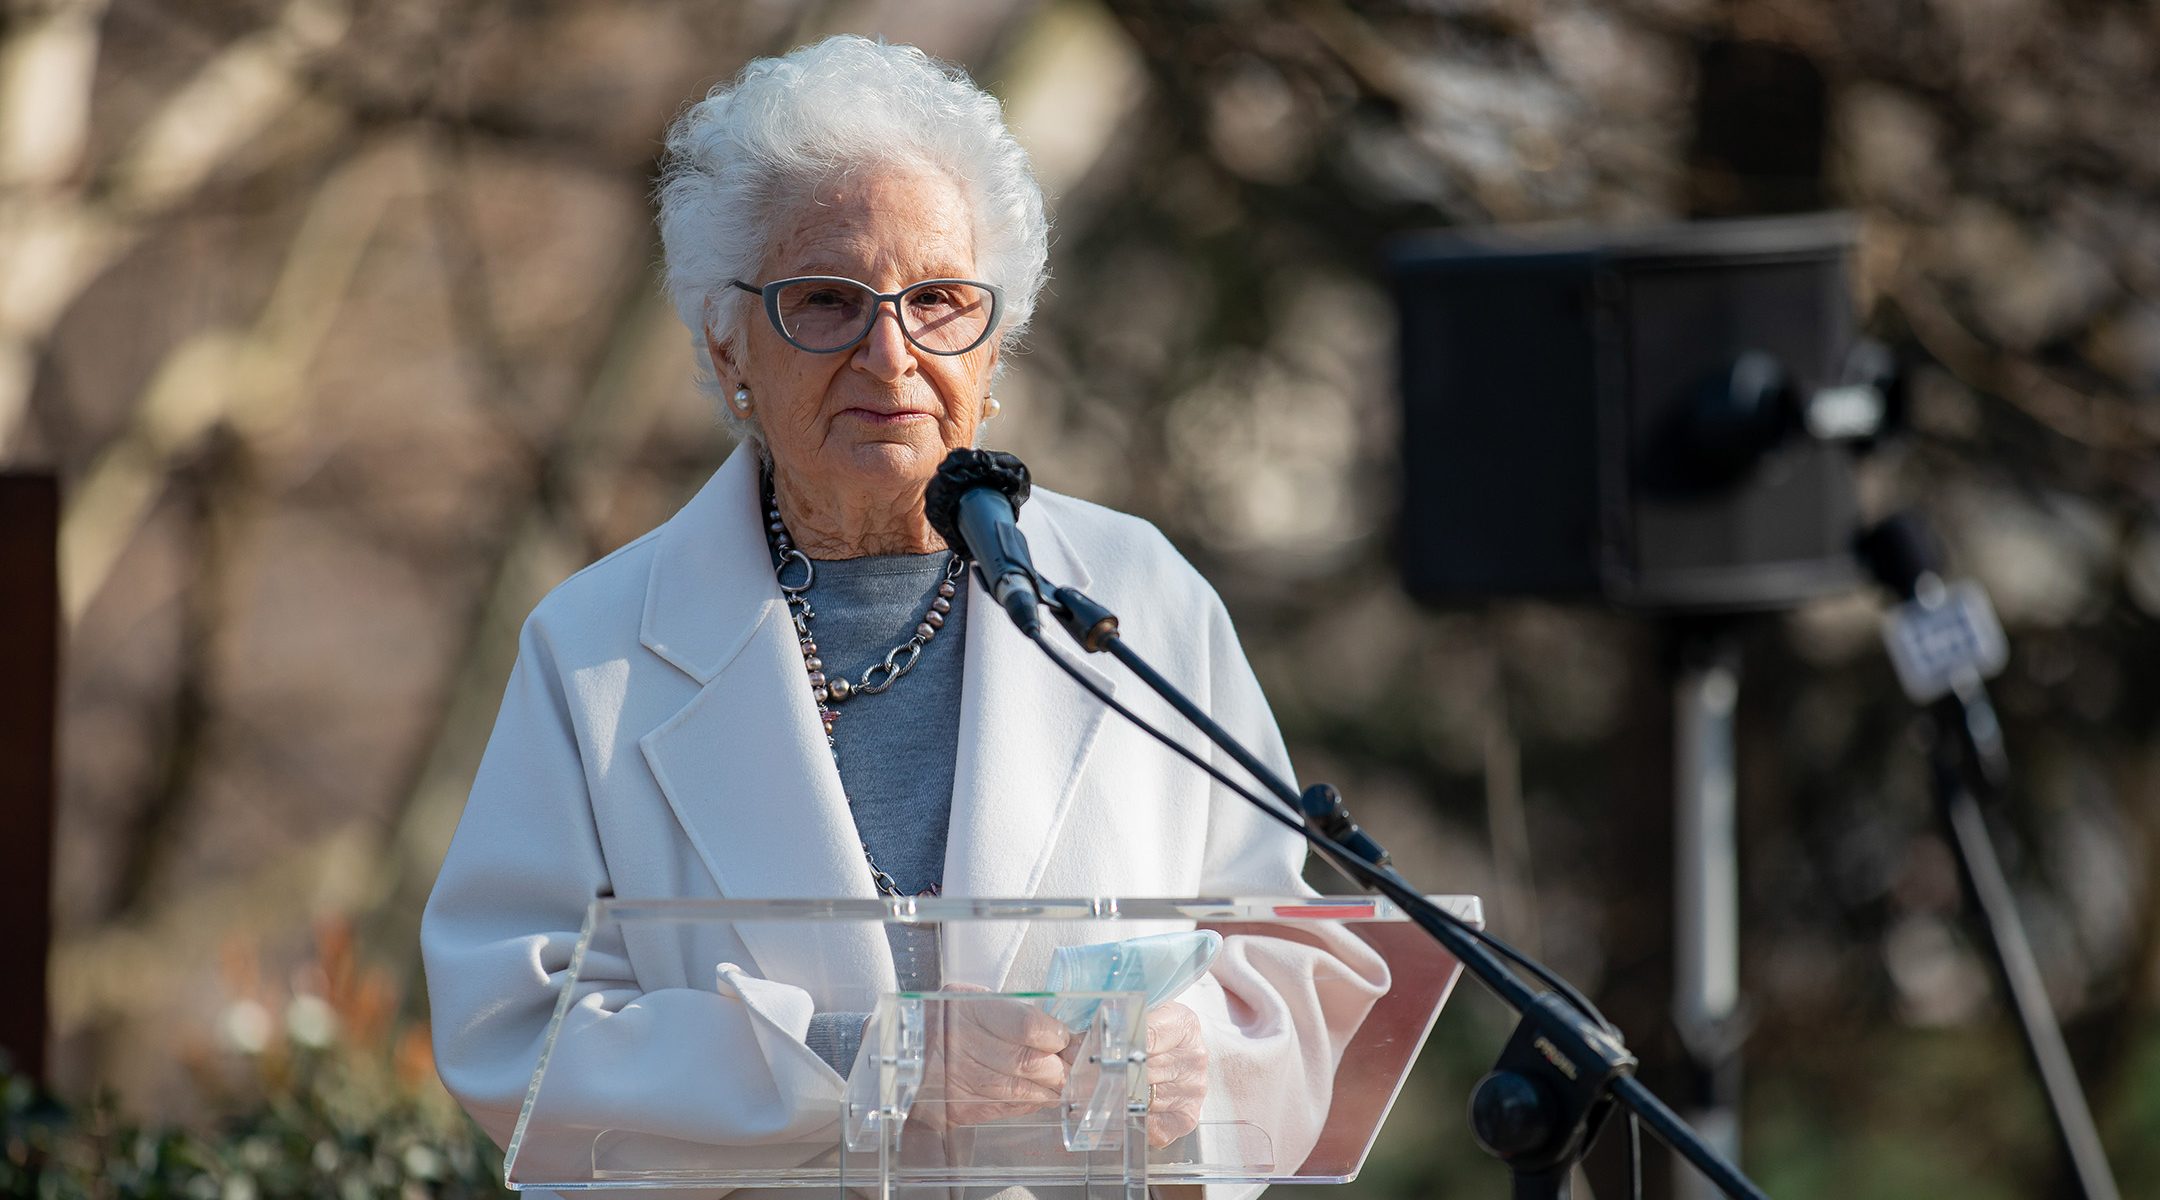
[704,323,741,386]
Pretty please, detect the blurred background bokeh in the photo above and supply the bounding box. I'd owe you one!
[4,0,2158,1196]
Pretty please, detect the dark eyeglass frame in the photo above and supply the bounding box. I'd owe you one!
[728,276,1005,356]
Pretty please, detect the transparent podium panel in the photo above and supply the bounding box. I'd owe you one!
[505,895,1479,1195]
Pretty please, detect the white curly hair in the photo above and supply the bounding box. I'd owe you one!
[654,35,1050,440]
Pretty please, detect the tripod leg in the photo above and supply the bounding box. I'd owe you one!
[1933,752,2121,1200]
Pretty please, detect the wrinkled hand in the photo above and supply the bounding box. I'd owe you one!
[915,983,1074,1129]
[1138,1001,1209,1148]
[1061,1001,1211,1149]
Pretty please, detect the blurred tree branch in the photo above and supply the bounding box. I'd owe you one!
[0,0,354,458]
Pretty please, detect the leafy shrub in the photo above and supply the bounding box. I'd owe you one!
[4,920,506,1198]
[0,1054,506,1200]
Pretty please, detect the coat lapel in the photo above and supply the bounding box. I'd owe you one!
[635,447,1118,995]
[637,447,894,995]
[940,506,1117,988]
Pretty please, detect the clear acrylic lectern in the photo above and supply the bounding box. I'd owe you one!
[507,895,1478,1198]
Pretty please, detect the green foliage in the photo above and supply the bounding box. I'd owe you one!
[0,1056,506,1200]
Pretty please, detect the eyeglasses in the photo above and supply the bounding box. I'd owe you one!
[729,276,1004,356]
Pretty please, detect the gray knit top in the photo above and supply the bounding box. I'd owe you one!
[788,551,969,1074]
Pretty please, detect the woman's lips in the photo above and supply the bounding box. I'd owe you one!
[841,408,934,425]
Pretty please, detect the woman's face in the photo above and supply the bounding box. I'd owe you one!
[710,164,998,507]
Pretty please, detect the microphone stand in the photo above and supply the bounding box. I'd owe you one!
[1925,681,2120,1200]
[1032,581,1770,1200]
[1855,511,2122,1200]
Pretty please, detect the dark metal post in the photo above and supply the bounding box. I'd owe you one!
[0,472,59,1082]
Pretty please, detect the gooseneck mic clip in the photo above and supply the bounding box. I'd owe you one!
[1296,783,1390,872]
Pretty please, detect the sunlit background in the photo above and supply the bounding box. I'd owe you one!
[4,1,2158,1196]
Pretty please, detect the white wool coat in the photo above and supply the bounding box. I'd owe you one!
[420,445,1386,1194]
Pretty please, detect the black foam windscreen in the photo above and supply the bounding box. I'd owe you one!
[1854,512,1941,600]
[924,449,1032,560]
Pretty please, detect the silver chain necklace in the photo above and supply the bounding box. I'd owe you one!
[765,488,964,897]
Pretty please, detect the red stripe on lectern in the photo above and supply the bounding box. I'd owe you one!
[1272,903,1377,919]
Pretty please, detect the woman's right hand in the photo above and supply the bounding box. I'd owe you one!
[915,983,1074,1128]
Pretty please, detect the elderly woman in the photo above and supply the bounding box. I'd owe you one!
[421,35,1385,1185]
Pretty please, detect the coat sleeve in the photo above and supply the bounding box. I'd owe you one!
[1181,583,1391,1194]
[1194,581,1312,897]
[419,613,846,1182]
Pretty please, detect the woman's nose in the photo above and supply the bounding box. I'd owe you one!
[852,301,916,379]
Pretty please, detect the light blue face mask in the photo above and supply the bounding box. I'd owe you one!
[1040,930,1224,1032]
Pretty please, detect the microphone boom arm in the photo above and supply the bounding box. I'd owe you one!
[1030,578,1769,1200]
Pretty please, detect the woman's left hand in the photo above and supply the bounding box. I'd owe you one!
[1139,1001,1208,1148]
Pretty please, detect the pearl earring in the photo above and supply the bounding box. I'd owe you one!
[984,394,1002,419]
[730,386,754,417]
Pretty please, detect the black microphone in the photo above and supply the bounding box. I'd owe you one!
[1854,510,1943,601]
[1855,510,2010,789]
[924,449,1044,636]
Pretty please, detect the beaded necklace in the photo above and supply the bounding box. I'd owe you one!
[764,487,965,896]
